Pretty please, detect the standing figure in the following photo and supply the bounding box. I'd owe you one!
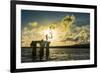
[39,39,45,60]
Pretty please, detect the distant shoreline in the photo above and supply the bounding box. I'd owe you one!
[21,43,90,49]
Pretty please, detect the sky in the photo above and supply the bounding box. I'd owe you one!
[21,10,90,29]
[21,10,90,47]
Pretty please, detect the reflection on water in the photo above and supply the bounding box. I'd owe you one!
[21,48,90,63]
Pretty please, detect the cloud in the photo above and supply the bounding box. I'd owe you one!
[29,22,38,27]
[64,25,90,44]
[21,15,90,47]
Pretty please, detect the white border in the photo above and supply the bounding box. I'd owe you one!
[16,4,94,69]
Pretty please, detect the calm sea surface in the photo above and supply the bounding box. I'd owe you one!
[21,48,90,63]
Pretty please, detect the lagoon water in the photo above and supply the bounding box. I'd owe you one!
[21,48,90,63]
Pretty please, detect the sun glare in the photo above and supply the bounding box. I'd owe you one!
[43,29,57,41]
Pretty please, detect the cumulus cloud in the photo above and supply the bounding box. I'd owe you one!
[21,15,90,47]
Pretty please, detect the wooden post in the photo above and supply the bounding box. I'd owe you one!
[46,42,50,60]
[30,41,37,59]
[39,40,45,60]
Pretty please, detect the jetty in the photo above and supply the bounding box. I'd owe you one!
[30,40,50,61]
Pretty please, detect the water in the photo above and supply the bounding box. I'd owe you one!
[21,48,90,63]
